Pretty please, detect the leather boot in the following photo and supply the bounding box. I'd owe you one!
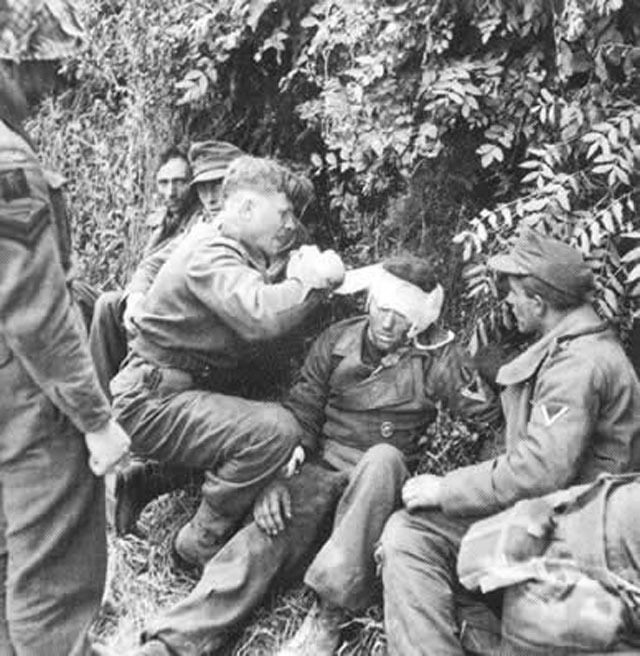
[277,598,346,656]
[171,499,233,573]
[114,459,202,537]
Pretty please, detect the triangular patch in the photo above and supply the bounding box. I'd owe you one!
[539,403,569,427]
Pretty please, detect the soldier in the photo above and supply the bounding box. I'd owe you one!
[378,228,640,656]
[110,154,345,571]
[0,1,130,655]
[126,255,497,656]
[88,141,243,398]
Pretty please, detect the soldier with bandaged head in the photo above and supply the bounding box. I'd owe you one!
[0,1,129,654]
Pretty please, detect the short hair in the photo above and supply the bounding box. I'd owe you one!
[221,156,289,202]
[518,274,586,311]
[283,171,315,219]
[382,255,438,294]
[156,146,190,175]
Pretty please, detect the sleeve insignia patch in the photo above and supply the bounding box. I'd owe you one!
[460,373,488,402]
[0,203,51,247]
[0,168,30,202]
[539,402,569,427]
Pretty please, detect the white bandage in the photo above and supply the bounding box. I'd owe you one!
[368,269,444,339]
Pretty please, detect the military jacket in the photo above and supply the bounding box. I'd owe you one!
[130,222,322,371]
[440,305,640,517]
[0,118,111,437]
[284,317,497,471]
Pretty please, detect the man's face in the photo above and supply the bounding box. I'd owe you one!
[196,179,223,217]
[367,296,412,353]
[506,276,542,334]
[156,157,190,215]
[242,190,297,258]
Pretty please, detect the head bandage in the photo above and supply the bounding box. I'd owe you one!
[368,269,444,340]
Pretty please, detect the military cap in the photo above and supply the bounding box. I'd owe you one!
[0,0,85,61]
[488,227,594,295]
[189,141,244,186]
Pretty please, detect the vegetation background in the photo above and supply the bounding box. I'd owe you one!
[28,0,640,652]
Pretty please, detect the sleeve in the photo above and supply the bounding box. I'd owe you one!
[0,189,112,435]
[186,243,323,341]
[282,325,342,453]
[127,237,179,296]
[439,351,600,517]
[426,341,501,425]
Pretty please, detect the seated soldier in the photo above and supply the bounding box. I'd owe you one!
[111,163,318,538]
[89,141,243,398]
[110,155,345,570]
[378,228,640,656]
[127,255,498,656]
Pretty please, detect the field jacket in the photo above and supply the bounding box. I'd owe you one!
[440,305,640,517]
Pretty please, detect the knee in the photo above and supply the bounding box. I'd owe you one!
[256,404,300,452]
[379,509,414,560]
[358,443,407,477]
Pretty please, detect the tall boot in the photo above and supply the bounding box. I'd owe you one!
[172,498,235,573]
[114,459,203,537]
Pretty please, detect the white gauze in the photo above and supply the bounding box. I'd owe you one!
[368,269,444,339]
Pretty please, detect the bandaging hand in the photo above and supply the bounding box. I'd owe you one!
[286,245,345,290]
[85,419,131,477]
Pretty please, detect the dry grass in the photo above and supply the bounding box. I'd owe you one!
[93,490,387,655]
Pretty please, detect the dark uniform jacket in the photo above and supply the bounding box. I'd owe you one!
[0,116,111,441]
[440,305,640,517]
[130,222,322,373]
[284,316,497,471]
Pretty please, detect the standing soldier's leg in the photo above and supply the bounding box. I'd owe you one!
[1,424,106,656]
[0,495,10,655]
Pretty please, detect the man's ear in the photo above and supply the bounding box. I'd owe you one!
[532,293,546,318]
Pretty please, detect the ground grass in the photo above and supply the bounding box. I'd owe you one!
[93,489,387,655]
[93,412,496,655]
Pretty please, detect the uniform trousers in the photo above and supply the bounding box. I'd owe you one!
[0,356,106,656]
[379,509,478,656]
[89,290,128,400]
[111,355,299,540]
[143,443,409,655]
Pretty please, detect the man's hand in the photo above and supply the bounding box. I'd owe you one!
[253,479,292,536]
[84,419,131,477]
[402,473,444,511]
[286,245,345,290]
[123,292,145,336]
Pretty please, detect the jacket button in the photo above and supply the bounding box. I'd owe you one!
[380,421,395,439]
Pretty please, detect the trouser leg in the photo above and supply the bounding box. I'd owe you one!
[379,508,472,656]
[145,463,347,655]
[113,378,300,539]
[0,494,11,656]
[1,427,107,656]
[305,443,409,611]
[89,290,128,399]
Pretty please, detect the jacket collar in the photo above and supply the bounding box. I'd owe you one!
[496,305,608,386]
